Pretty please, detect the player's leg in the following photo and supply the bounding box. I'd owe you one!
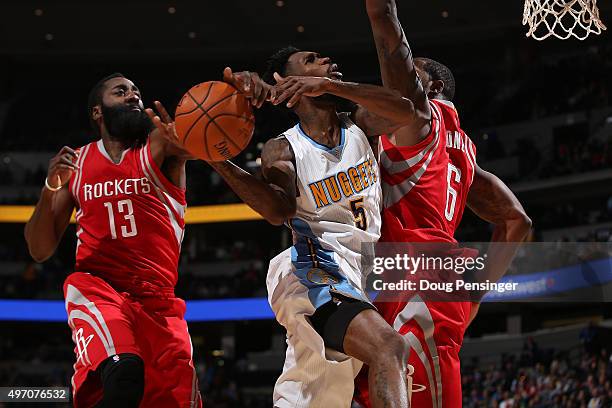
[274,330,362,407]
[342,308,410,408]
[133,297,202,408]
[353,301,408,408]
[64,273,143,408]
[94,353,144,408]
[269,251,370,407]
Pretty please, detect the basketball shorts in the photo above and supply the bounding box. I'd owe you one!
[267,248,374,408]
[354,299,474,408]
[63,272,202,408]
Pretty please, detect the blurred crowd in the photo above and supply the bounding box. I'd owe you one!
[461,44,611,131]
[462,325,612,408]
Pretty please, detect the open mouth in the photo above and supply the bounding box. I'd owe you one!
[329,63,343,80]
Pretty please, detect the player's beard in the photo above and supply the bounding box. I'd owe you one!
[101,103,152,147]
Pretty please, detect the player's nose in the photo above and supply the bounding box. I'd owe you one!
[125,91,140,103]
[319,56,331,65]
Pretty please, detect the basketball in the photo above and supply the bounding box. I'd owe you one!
[174,81,255,162]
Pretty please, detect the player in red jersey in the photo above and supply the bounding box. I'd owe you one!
[24,73,202,407]
[354,0,533,407]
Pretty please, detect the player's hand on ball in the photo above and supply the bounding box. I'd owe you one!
[146,101,195,160]
[223,67,270,108]
[271,73,331,108]
[47,146,79,189]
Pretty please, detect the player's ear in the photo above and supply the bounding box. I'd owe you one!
[430,80,445,98]
[92,105,102,121]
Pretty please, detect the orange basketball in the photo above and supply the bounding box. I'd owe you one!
[174,81,254,162]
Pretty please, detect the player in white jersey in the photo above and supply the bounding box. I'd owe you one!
[200,48,420,407]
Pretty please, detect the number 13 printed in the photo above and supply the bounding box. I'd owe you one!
[104,199,138,239]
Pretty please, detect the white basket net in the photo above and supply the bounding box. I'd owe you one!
[523,0,607,40]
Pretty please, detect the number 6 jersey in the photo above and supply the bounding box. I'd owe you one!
[379,99,477,244]
[68,139,186,295]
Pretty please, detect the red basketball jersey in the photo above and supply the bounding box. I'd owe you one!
[68,139,186,295]
[356,99,478,408]
[379,99,477,243]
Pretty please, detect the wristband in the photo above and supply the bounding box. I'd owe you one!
[44,177,62,192]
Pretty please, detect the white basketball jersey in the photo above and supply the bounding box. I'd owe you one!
[281,113,382,294]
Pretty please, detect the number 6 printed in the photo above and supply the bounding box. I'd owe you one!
[445,164,461,221]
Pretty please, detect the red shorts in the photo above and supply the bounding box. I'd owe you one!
[354,300,474,408]
[63,272,202,408]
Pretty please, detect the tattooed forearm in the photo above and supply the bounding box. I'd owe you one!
[374,369,393,408]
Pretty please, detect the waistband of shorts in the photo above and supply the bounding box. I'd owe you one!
[67,272,176,298]
[126,283,176,298]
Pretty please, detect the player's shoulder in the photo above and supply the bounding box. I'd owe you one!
[76,139,97,151]
[431,98,457,112]
[73,140,98,161]
[431,98,465,132]
[262,134,295,163]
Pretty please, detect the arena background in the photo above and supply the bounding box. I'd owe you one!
[1,1,612,407]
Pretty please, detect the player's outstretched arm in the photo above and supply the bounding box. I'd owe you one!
[208,137,297,226]
[467,165,532,320]
[271,73,414,137]
[366,0,431,144]
[24,147,77,262]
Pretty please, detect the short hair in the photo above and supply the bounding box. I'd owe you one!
[262,46,301,85]
[87,73,125,136]
[415,58,455,101]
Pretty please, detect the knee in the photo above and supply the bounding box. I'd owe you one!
[98,353,144,407]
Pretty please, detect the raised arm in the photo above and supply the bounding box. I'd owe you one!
[366,0,431,143]
[208,137,297,226]
[467,165,532,320]
[24,147,77,262]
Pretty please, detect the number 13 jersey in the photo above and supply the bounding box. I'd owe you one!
[68,139,186,295]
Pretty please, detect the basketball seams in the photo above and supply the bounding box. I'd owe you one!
[202,115,213,161]
[194,90,240,118]
[204,112,241,151]
[181,109,209,148]
[175,82,214,118]
[205,112,255,151]
[180,89,239,148]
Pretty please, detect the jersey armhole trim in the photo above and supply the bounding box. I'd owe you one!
[272,134,300,198]
[380,121,438,160]
[144,140,187,205]
[69,144,91,208]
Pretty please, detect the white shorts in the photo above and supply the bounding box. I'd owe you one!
[267,248,368,408]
